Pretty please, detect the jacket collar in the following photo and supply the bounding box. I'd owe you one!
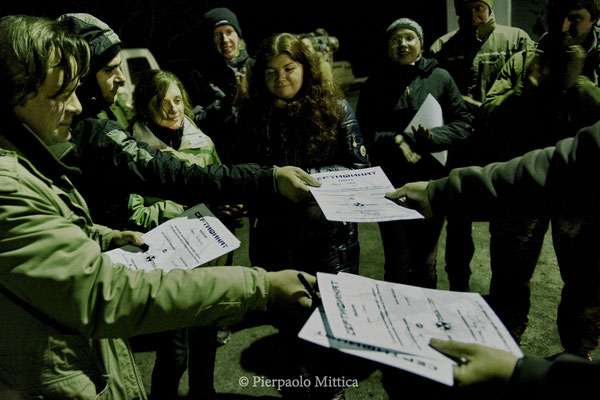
[1,118,81,179]
[386,55,437,75]
[458,11,496,44]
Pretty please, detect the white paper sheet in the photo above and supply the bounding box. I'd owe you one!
[105,203,240,272]
[298,308,455,385]
[299,272,523,385]
[308,166,423,223]
[403,93,448,166]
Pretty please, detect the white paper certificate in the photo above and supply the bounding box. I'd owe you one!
[105,203,240,272]
[403,93,448,166]
[299,272,523,385]
[298,308,454,385]
[308,166,423,223]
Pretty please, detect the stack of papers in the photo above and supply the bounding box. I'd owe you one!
[105,203,240,272]
[298,272,523,386]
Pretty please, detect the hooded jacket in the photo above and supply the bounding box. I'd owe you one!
[127,116,221,230]
[356,56,474,186]
[429,12,533,167]
[429,12,533,103]
[0,119,269,399]
[58,13,131,127]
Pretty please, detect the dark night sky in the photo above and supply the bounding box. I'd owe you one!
[0,0,448,77]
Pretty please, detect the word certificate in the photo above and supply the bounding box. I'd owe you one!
[308,166,423,223]
[105,203,240,272]
[299,272,522,386]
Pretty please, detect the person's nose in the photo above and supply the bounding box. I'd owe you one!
[277,71,287,83]
[67,93,82,115]
[561,17,570,33]
[114,67,126,85]
[167,101,177,115]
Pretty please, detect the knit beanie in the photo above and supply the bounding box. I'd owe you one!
[386,18,424,47]
[200,7,243,37]
[454,0,493,12]
[57,13,122,75]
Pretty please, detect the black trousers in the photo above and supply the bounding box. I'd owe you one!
[378,216,445,288]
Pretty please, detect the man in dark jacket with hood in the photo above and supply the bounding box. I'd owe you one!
[58,13,131,128]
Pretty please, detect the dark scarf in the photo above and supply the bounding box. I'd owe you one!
[148,121,184,150]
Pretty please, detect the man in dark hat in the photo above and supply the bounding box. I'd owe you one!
[168,7,254,164]
[58,13,131,128]
[202,7,244,61]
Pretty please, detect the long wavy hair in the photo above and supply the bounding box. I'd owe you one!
[130,69,194,128]
[240,32,344,166]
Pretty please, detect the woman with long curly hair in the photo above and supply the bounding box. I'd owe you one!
[236,32,368,276]
[234,32,369,398]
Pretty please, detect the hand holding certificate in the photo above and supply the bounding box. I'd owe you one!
[308,166,423,223]
[298,273,523,386]
[104,203,240,272]
[403,93,447,166]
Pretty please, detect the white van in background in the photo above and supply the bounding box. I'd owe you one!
[117,48,161,108]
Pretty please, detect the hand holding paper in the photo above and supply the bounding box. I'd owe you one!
[308,166,423,223]
[429,339,519,386]
[267,270,317,316]
[110,230,145,249]
[403,94,447,166]
[298,272,523,386]
[385,181,432,218]
[104,203,240,272]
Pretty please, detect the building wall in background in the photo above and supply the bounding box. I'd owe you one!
[445,0,546,40]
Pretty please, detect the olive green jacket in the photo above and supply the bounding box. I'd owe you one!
[430,12,533,102]
[0,123,269,399]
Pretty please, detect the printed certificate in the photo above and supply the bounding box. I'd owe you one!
[308,166,423,222]
[299,272,523,386]
[105,203,240,272]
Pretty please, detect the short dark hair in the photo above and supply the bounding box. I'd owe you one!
[546,0,600,21]
[0,15,89,111]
